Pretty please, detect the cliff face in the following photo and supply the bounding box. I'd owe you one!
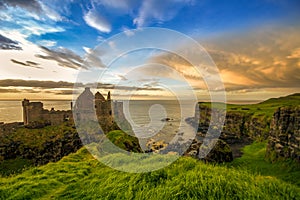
[266,107,300,162]
[198,105,270,141]
[0,126,82,165]
[198,104,300,162]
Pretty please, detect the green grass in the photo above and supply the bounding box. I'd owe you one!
[0,147,299,199]
[0,122,76,150]
[106,130,142,153]
[0,158,34,177]
[202,93,300,119]
[227,141,300,186]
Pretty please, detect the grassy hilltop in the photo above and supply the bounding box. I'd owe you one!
[205,93,300,118]
[0,146,299,200]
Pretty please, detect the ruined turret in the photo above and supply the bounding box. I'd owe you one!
[73,87,96,122]
[22,99,30,125]
[95,91,105,102]
[107,91,111,101]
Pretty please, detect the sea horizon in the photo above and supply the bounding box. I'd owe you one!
[0,98,262,105]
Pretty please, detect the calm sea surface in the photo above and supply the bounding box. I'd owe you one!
[0,100,196,144]
[0,100,193,122]
[0,100,72,123]
[0,99,258,147]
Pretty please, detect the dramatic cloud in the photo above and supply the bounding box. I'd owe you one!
[83,47,106,68]
[0,88,42,94]
[0,0,64,22]
[204,26,300,91]
[149,26,300,93]
[83,9,111,33]
[0,34,22,50]
[53,89,75,95]
[134,0,194,27]
[0,79,162,91]
[0,0,43,14]
[36,46,84,70]
[0,79,78,89]
[10,59,42,69]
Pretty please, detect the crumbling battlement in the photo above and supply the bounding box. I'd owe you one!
[22,99,72,126]
[22,88,125,130]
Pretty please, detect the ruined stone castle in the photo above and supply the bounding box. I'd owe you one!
[22,88,124,130]
[22,99,72,126]
[73,87,124,130]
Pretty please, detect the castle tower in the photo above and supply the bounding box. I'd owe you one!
[22,99,30,125]
[95,91,105,116]
[107,91,112,117]
[107,91,111,101]
[95,91,105,102]
[73,87,96,122]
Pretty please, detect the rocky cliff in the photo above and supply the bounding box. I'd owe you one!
[266,107,300,162]
[0,124,82,165]
[0,123,142,168]
[197,103,300,162]
[198,105,270,140]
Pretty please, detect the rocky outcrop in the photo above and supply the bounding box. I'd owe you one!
[198,105,270,140]
[146,139,168,153]
[0,127,82,165]
[145,135,233,163]
[185,138,233,163]
[266,107,300,162]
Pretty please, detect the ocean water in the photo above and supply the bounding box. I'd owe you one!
[0,100,72,123]
[0,100,198,147]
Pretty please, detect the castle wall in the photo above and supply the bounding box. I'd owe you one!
[22,89,125,130]
[41,110,73,125]
[27,102,44,124]
[96,100,114,129]
[22,99,72,126]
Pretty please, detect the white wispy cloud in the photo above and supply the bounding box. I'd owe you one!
[20,20,64,36]
[83,46,106,68]
[133,0,194,27]
[0,1,65,39]
[93,0,140,12]
[0,0,65,22]
[83,9,111,33]
[122,27,135,36]
[0,30,80,82]
[39,2,64,22]
[38,40,57,47]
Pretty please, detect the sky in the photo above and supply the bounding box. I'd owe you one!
[0,0,299,102]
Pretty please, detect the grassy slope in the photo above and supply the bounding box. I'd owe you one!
[226,142,300,186]
[0,123,77,177]
[0,147,299,200]
[203,93,300,119]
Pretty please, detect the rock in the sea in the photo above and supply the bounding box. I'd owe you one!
[161,117,173,122]
[146,139,168,153]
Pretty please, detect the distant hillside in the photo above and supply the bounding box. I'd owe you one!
[224,93,300,118]
[261,93,300,104]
